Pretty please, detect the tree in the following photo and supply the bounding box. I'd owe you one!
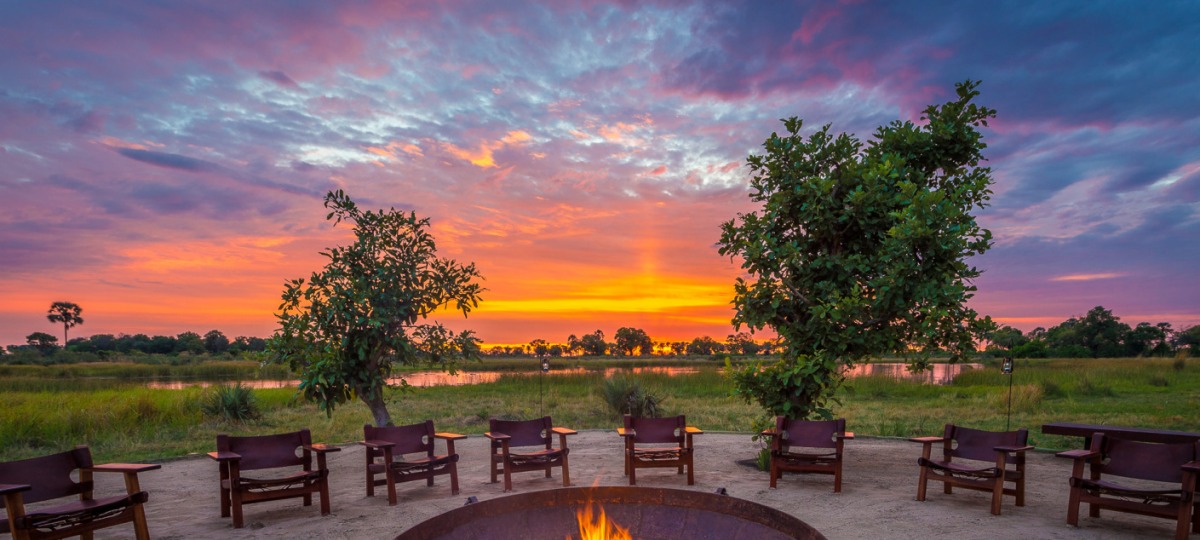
[1125,322,1166,357]
[577,330,608,356]
[1175,325,1200,356]
[725,332,762,356]
[175,331,205,354]
[204,330,231,354]
[529,339,550,357]
[686,336,722,356]
[269,190,484,426]
[990,325,1028,351]
[613,327,653,356]
[26,332,58,354]
[46,301,83,346]
[717,80,996,419]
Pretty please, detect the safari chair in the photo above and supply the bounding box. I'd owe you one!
[208,429,340,528]
[1059,433,1199,539]
[619,414,702,486]
[763,417,853,492]
[0,445,159,540]
[362,420,465,505]
[485,417,576,492]
[913,424,1033,515]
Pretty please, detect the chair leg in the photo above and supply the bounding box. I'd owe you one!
[686,458,694,485]
[132,503,152,540]
[833,462,843,493]
[319,478,332,516]
[916,465,928,502]
[561,455,571,487]
[1066,486,1081,526]
[990,476,1004,515]
[769,459,779,489]
[1015,475,1025,507]
[386,469,398,506]
[503,464,513,493]
[231,491,245,529]
[629,461,637,486]
[490,457,499,484]
[449,463,461,496]
[1174,499,1190,540]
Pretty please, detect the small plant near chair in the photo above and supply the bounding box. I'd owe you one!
[601,375,664,418]
[201,382,260,422]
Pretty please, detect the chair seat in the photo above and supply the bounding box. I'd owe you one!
[226,469,326,490]
[3,492,147,533]
[506,448,565,466]
[918,457,1013,479]
[776,449,838,461]
[632,447,686,461]
[1071,477,1186,501]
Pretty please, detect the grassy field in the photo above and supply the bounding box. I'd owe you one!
[1,357,1196,463]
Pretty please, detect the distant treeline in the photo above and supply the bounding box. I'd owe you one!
[989,306,1200,358]
[5,329,266,361]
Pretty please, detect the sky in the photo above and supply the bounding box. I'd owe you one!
[1,1,1198,349]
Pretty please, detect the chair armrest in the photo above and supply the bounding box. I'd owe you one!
[551,427,577,436]
[1056,449,1099,460]
[484,432,510,441]
[0,483,31,495]
[685,426,703,435]
[994,444,1034,454]
[840,432,855,439]
[435,432,467,441]
[207,451,241,462]
[304,443,341,454]
[617,428,634,437]
[361,439,396,450]
[760,429,778,437]
[910,436,944,444]
[88,463,162,474]
[1182,461,1200,473]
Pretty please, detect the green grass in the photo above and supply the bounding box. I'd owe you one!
[0,357,1196,463]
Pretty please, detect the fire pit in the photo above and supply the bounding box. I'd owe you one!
[395,486,825,539]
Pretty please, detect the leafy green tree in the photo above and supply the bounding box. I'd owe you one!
[990,325,1028,351]
[46,301,83,346]
[614,327,653,356]
[1125,322,1167,357]
[577,330,608,356]
[269,190,484,426]
[725,332,762,356]
[1175,325,1200,356]
[175,331,205,354]
[25,332,58,354]
[203,330,231,354]
[529,339,550,356]
[686,336,722,356]
[717,81,996,419]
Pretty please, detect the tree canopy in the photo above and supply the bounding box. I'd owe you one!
[269,190,484,426]
[718,80,996,419]
[46,301,83,345]
[614,327,653,356]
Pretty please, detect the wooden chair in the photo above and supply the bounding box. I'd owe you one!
[485,417,576,492]
[1058,432,1199,539]
[619,414,702,486]
[362,420,465,505]
[0,446,159,540]
[913,424,1032,515]
[762,417,853,492]
[208,429,340,528]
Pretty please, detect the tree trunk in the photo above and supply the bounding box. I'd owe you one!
[359,386,393,427]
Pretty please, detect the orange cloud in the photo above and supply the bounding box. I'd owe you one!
[1050,273,1125,282]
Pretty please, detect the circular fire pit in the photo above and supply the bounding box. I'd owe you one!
[396,486,825,539]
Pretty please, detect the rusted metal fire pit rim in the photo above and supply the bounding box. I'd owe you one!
[395,485,826,540]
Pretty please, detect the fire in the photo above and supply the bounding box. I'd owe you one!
[571,503,631,540]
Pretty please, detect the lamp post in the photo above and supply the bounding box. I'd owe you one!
[539,356,550,416]
[1001,356,1014,431]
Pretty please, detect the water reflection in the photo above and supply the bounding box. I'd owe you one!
[144,363,975,389]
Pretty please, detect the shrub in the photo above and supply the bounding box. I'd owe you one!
[1172,355,1187,372]
[201,383,260,422]
[601,375,663,418]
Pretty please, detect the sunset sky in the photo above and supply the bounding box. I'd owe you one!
[2,1,1198,348]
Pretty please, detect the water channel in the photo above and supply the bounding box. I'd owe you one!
[145,362,979,389]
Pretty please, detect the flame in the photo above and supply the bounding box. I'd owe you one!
[571,503,631,540]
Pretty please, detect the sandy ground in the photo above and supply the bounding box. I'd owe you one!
[77,431,1179,539]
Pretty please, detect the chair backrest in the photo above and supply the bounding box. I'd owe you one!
[778,417,844,450]
[0,447,92,507]
[364,421,436,457]
[490,417,552,448]
[946,424,1027,465]
[1095,435,1199,483]
[217,429,311,471]
[625,415,685,444]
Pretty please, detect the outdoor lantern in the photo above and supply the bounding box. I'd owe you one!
[1001,357,1014,374]
[541,358,550,373]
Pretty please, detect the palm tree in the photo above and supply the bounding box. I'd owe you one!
[46,301,84,346]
